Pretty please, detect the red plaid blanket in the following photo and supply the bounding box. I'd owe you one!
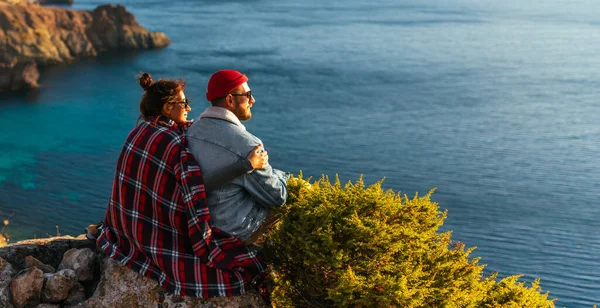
[97,117,266,297]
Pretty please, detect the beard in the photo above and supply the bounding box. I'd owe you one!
[234,102,252,121]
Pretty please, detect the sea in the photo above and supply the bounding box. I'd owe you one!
[0,0,598,306]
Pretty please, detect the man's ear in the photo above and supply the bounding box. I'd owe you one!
[224,94,234,108]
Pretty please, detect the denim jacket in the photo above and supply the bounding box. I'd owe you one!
[186,107,288,241]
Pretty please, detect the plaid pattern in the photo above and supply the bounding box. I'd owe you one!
[97,116,267,298]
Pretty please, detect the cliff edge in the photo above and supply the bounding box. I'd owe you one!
[0,2,170,91]
[0,235,267,307]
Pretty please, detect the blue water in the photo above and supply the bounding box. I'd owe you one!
[1,0,599,306]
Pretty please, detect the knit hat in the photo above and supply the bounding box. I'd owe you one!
[206,70,248,101]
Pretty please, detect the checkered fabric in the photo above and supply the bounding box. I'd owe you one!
[97,116,267,298]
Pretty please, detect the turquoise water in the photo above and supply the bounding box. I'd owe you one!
[1,0,599,305]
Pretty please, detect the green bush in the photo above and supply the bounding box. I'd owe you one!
[263,174,555,307]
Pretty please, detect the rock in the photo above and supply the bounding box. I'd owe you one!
[0,239,69,270]
[83,257,166,307]
[58,248,95,282]
[0,236,266,308]
[85,257,268,308]
[0,280,14,308]
[3,235,89,246]
[0,0,30,5]
[0,258,17,308]
[40,269,77,303]
[0,61,39,92]
[0,2,170,91]
[0,236,95,270]
[10,267,44,308]
[0,257,17,280]
[10,61,39,90]
[63,283,85,306]
[25,256,54,274]
[88,4,170,50]
[32,304,59,308]
[162,293,268,308]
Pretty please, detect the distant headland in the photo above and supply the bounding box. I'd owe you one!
[0,1,170,92]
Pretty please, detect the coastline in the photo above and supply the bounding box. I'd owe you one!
[0,2,170,92]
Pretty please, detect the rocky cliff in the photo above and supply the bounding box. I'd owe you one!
[0,235,268,307]
[0,0,73,5]
[0,2,170,91]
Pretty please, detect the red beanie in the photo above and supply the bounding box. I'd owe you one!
[206,70,248,101]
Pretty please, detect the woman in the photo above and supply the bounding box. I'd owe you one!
[97,73,269,298]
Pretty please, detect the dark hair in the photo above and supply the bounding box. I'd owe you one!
[138,72,186,121]
[210,96,227,107]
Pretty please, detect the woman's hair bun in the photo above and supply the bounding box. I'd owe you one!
[138,72,154,90]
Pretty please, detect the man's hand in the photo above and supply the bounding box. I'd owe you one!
[247,144,269,169]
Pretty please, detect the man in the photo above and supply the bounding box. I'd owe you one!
[186,70,288,244]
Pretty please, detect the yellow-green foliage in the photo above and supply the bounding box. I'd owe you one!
[264,174,555,308]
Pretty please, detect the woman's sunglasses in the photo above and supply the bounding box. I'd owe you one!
[168,98,190,109]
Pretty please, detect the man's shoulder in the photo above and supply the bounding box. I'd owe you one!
[187,118,261,152]
[188,116,235,132]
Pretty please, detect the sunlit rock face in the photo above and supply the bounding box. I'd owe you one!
[0,2,170,92]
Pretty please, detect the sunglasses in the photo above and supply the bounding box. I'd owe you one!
[168,98,190,109]
[230,91,252,99]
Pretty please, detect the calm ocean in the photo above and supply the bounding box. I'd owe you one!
[0,0,598,305]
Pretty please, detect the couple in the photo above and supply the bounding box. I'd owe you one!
[96,70,288,299]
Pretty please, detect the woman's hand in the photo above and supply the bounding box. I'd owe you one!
[247,144,269,169]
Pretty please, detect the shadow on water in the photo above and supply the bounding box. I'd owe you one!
[0,88,41,104]
[39,49,147,76]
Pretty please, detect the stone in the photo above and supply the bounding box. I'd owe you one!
[0,257,17,281]
[0,280,14,308]
[0,238,70,269]
[87,4,170,50]
[0,236,267,308]
[10,267,44,308]
[162,293,267,308]
[83,257,165,307]
[10,61,39,90]
[40,269,77,303]
[0,0,28,4]
[63,283,86,306]
[32,304,59,308]
[0,236,95,270]
[0,258,17,308]
[0,61,39,92]
[58,248,95,282]
[68,235,96,250]
[25,256,55,274]
[84,257,268,308]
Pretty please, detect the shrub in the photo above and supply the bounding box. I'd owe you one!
[263,174,555,307]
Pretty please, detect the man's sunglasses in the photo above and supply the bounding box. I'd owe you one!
[230,91,252,99]
[168,98,190,109]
